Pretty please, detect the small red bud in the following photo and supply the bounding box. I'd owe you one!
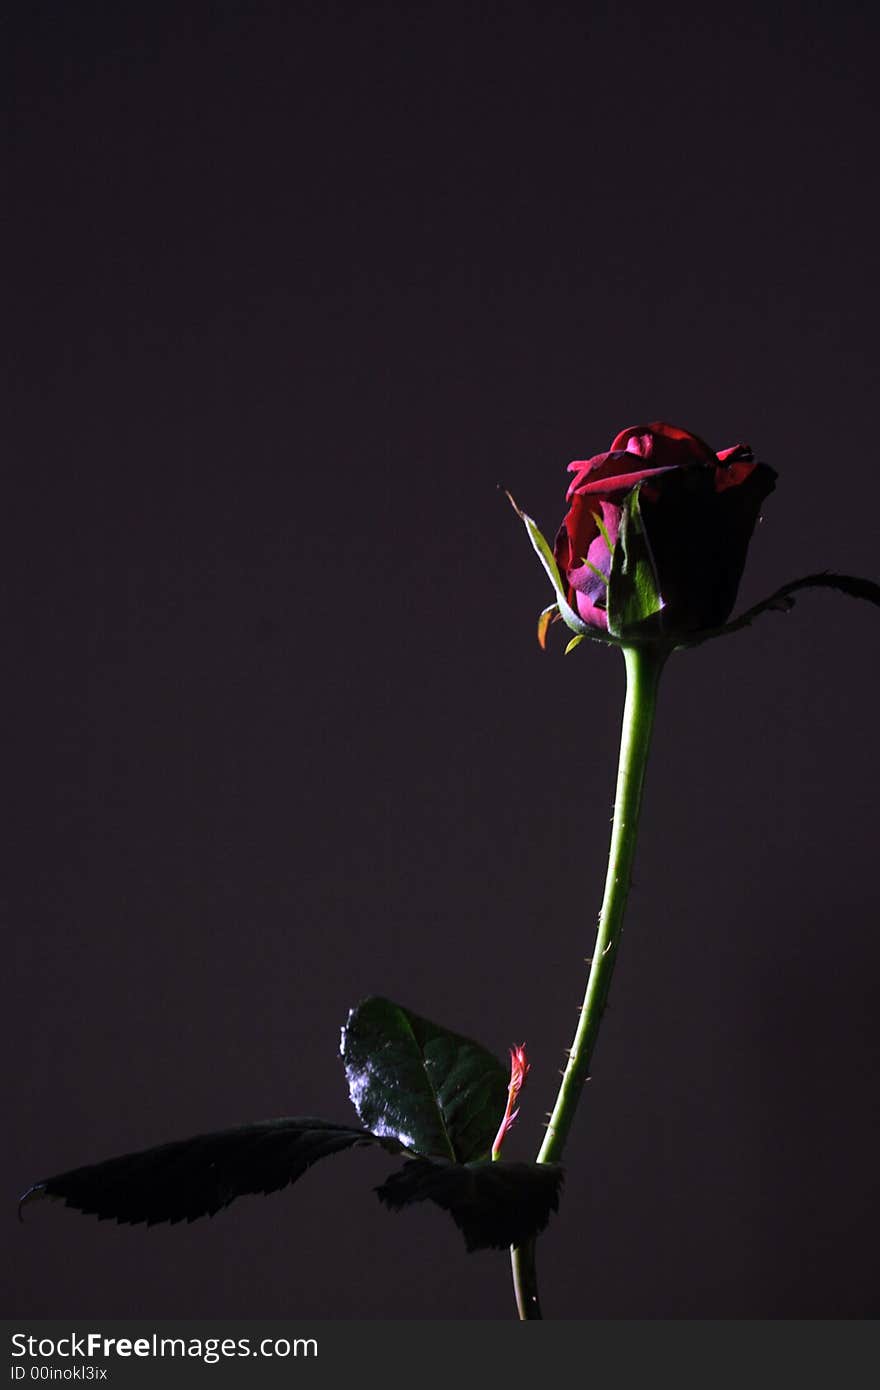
[491,1043,530,1160]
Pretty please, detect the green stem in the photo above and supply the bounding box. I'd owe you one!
[510,642,666,1319]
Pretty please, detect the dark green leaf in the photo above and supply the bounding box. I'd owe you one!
[375,1157,564,1252]
[341,997,508,1163]
[678,571,880,649]
[607,484,664,637]
[19,1118,392,1227]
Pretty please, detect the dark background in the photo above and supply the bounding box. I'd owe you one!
[5,0,879,1319]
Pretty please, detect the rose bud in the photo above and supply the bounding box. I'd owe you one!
[491,1044,530,1161]
[554,422,777,639]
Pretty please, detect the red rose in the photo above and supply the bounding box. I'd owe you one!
[554,422,777,637]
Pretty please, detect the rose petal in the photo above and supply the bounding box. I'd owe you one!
[568,528,612,608]
[554,492,599,573]
[609,422,716,463]
[714,459,759,491]
[569,463,677,499]
[573,586,610,629]
[716,442,754,464]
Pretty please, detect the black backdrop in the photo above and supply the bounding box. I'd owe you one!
[6,1,880,1319]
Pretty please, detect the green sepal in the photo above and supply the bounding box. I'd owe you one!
[583,560,610,588]
[505,492,590,638]
[564,635,585,655]
[340,997,508,1163]
[607,484,664,637]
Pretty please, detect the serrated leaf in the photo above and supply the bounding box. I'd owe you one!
[678,571,880,649]
[607,483,664,637]
[341,997,508,1163]
[19,1118,391,1227]
[375,1157,564,1252]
